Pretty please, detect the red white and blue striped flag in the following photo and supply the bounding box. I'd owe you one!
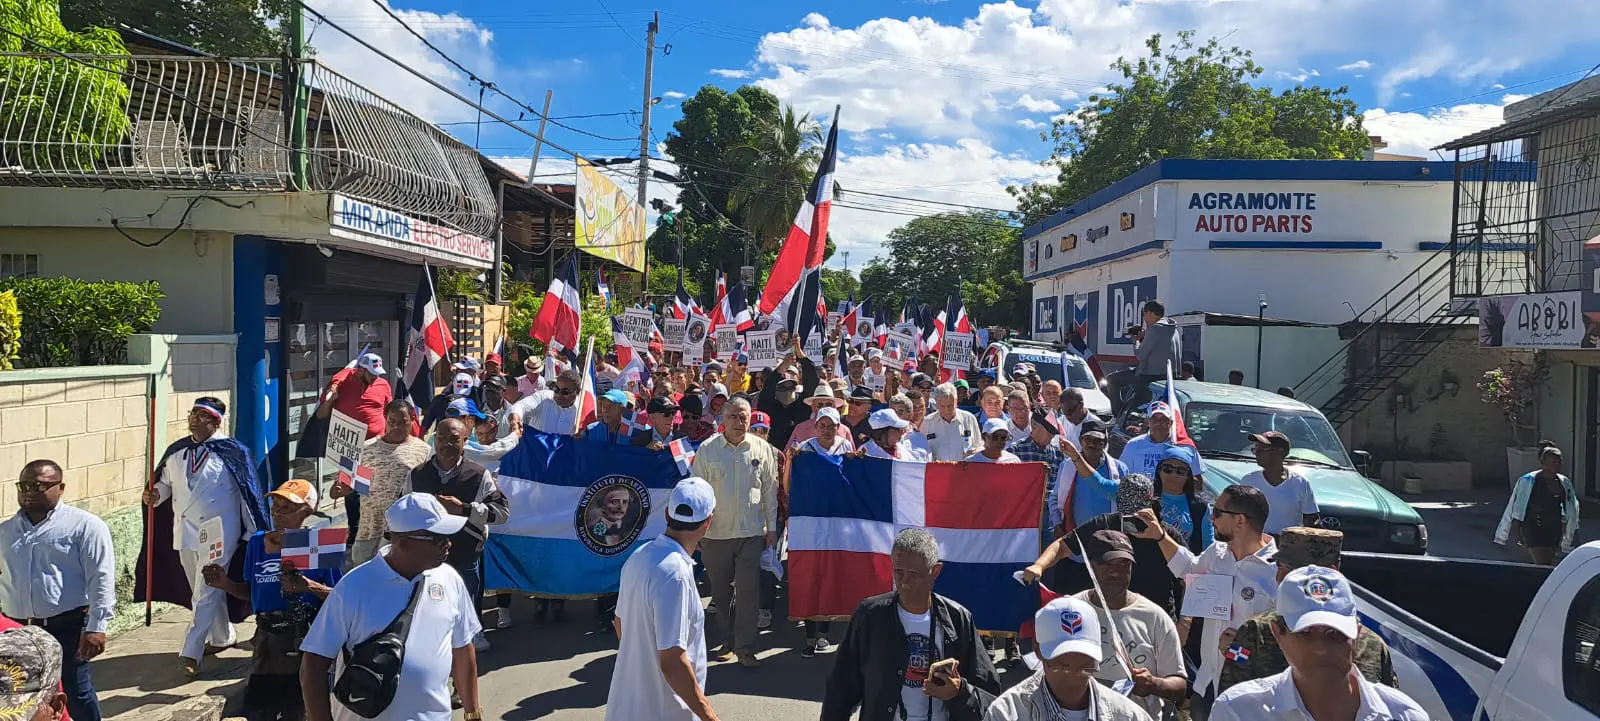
[281,527,349,571]
[786,454,1045,633]
[759,108,839,336]
[668,438,696,476]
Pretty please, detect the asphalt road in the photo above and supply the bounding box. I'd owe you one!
[472,488,1553,720]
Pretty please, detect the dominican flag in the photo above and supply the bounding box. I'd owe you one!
[672,278,699,320]
[575,338,599,433]
[337,463,375,495]
[483,433,688,597]
[759,108,839,339]
[648,318,666,359]
[400,265,454,410]
[710,273,729,328]
[531,253,582,354]
[874,309,890,348]
[281,527,349,571]
[1067,297,1103,380]
[597,269,612,310]
[945,291,972,335]
[610,318,650,386]
[786,453,1045,632]
[726,280,754,332]
[668,438,696,476]
[1164,360,1205,475]
[920,303,941,357]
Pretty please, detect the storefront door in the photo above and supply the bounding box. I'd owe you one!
[285,320,399,502]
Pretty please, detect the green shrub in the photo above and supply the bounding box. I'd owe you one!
[506,287,612,359]
[0,277,163,367]
[0,290,18,370]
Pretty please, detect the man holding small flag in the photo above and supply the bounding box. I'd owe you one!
[332,400,431,570]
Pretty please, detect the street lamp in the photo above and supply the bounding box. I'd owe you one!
[1255,293,1269,389]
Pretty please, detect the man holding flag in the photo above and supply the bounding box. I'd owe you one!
[332,399,432,570]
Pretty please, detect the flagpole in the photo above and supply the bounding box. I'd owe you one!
[423,261,453,366]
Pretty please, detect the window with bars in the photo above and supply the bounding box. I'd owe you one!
[0,254,38,279]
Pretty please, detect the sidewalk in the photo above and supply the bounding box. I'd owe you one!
[97,611,254,721]
[1405,486,1600,561]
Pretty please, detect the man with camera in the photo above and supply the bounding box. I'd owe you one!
[1109,300,1182,414]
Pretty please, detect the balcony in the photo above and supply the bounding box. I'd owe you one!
[0,53,497,241]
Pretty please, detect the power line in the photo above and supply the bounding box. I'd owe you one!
[593,0,644,49]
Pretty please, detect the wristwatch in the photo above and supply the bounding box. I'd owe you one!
[464,712,483,720]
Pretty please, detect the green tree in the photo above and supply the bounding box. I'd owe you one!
[60,0,293,57]
[1,0,129,170]
[727,104,824,254]
[1009,31,1370,225]
[857,258,898,315]
[820,267,858,306]
[857,212,1029,330]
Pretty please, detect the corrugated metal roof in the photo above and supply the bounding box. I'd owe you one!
[1438,92,1600,150]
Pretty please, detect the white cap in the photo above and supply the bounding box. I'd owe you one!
[385,493,467,535]
[357,352,386,376]
[451,372,475,395]
[868,408,909,430]
[1277,565,1359,639]
[815,407,842,424]
[668,477,717,523]
[981,417,1009,436]
[1032,597,1103,667]
[1146,401,1174,419]
[866,348,883,360]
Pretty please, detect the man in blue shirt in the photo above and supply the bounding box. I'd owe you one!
[1118,402,1178,477]
[0,459,115,721]
[585,390,634,445]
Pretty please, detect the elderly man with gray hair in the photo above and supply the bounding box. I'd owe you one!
[689,397,781,669]
[822,528,1001,721]
[922,383,981,462]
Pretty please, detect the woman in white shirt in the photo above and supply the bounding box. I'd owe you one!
[861,409,919,461]
[966,418,1021,463]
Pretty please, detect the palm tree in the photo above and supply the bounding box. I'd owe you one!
[726,105,834,253]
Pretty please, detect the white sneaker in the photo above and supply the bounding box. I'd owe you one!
[491,607,512,630]
[757,609,772,629]
[472,631,490,652]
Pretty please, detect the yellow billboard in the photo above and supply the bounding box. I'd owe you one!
[574,158,647,271]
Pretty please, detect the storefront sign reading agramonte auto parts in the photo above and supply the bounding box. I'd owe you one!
[330,195,495,267]
[1188,190,1317,234]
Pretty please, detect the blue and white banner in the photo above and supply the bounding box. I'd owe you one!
[484,433,689,598]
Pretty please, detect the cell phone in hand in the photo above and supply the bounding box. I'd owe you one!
[930,658,957,686]
[1121,514,1148,534]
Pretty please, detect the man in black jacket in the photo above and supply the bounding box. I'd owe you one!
[408,418,509,650]
[755,339,820,450]
[822,528,1000,721]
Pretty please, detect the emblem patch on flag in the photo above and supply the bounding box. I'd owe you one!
[574,475,651,557]
[1225,644,1251,664]
[281,527,349,571]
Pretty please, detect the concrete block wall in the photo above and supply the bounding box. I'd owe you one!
[164,341,237,446]
[0,375,151,518]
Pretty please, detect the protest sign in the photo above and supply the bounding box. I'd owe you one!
[715,325,738,360]
[200,517,226,564]
[324,409,367,468]
[804,330,823,361]
[622,308,654,348]
[942,331,976,371]
[828,312,843,331]
[662,317,687,352]
[883,330,917,361]
[683,313,711,364]
[746,329,779,370]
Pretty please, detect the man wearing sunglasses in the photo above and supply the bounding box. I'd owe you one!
[301,494,483,721]
[507,369,584,435]
[0,460,115,721]
[1130,485,1277,721]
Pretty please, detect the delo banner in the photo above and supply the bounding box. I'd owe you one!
[1106,276,1158,347]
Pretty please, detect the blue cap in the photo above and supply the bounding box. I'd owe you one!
[1161,445,1196,468]
[601,389,629,406]
[445,398,487,420]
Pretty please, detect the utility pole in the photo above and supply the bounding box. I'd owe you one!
[639,12,659,293]
[287,3,308,189]
[525,90,554,183]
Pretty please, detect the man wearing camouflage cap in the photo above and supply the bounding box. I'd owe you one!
[1215,527,1397,693]
[0,626,67,721]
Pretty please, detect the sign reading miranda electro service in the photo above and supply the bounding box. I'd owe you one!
[330,194,495,267]
[1188,190,1318,234]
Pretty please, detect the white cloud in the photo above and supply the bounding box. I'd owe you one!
[662,90,688,99]
[1016,118,1046,130]
[709,68,753,79]
[1278,68,1320,83]
[1337,60,1373,72]
[1014,94,1063,113]
[825,139,1055,265]
[1363,94,1529,158]
[304,0,496,124]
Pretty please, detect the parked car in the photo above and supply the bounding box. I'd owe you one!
[1110,380,1427,555]
[981,340,1113,419]
[1342,542,1599,720]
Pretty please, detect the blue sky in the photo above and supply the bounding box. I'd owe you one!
[304,0,1600,268]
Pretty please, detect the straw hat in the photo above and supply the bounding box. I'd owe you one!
[805,385,845,408]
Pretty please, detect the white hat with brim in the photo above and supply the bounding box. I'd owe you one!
[868,408,910,430]
[386,493,467,535]
[1026,597,1103,671]
[806,387,845,407]
[1277,565,1360,639]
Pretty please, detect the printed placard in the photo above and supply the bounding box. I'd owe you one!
[746,329,779,370]
[942,331,976,371]
[683,313,711,364]
[883,330,918,362]
[199,516,226,564]
[828,312,843,331]
[662,317,687,352]
[804,330,823,361]
[622,308,654,348]
[324,409,367,468]
[715,325,738,360]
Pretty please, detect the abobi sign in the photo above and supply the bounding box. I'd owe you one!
[330,194,495,267]
[1106,276,1157,346]
[1188,190,1318,234]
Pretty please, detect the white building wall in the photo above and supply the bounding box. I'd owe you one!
[0,228,235,335]
[1193,324,1347,403]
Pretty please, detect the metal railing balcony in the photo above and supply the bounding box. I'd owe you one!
[0,53,497,240]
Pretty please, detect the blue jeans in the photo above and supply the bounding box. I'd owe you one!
[38,611,100,721]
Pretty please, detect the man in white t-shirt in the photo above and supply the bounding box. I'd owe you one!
[965,418,1020,463]
[606,478,722,721]
[1072,530,1187,720]
[508,369,583,434]
[300,493,482,721]
[1237,432,1319,535]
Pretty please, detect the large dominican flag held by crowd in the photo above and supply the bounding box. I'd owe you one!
[484,433,691,597]
[786,454,1046,633]
[759,108,839,335]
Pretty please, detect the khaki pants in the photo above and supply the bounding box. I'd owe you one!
[700,536,763,653]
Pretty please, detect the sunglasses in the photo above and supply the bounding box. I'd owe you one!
[553,387,578,396]
[1157,464,1188,475]
[1211,506,1245,519]
[399,533,450,548]
[15,480,61,493]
